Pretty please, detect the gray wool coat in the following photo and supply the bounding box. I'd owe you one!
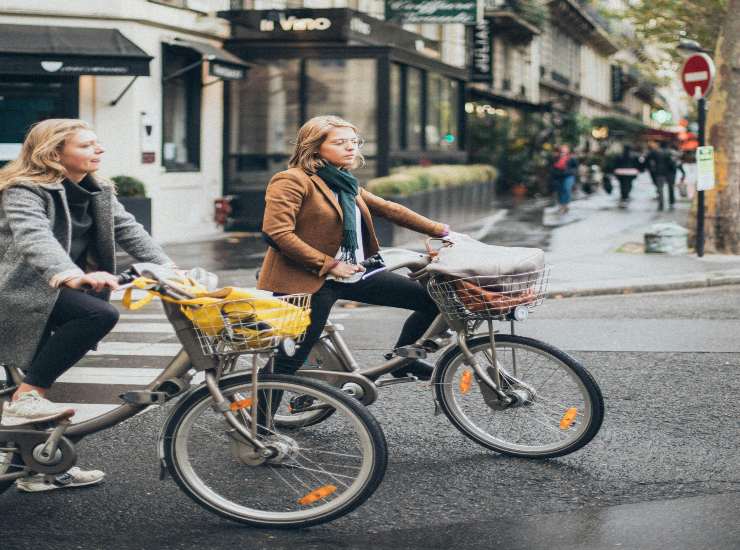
[0,179,173,369]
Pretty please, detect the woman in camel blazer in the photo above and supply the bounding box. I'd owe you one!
[258,115,448,380]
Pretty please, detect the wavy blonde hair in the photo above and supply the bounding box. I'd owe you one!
[288,115,365,174]
[0,119,104,192]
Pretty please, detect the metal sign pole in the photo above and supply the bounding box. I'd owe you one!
[697,96,706,257]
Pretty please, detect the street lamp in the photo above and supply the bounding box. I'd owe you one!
[676,39,711,57]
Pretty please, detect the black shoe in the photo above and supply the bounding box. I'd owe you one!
[392,359,434,381]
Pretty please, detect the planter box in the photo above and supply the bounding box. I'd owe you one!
[373,180,497,247]
[118,197,152,236]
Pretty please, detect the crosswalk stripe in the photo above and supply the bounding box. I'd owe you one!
[110,323,174,333]
[58,367,207,386]
[119,314,167,320]
[88,342,183,356]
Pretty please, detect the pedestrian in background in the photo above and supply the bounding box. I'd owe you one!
[609,144,642,207]
[550,144,579,215]
[647,141,682,210]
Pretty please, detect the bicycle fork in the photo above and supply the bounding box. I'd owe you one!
[455,324,513,406]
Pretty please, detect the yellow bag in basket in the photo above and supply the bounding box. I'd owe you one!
[122,279,310,348]
[182,288,311,347]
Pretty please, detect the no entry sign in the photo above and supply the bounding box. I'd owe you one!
[681,53,715,98]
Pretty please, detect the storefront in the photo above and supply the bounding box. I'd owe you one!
[217,8,468,229]
[0,24,151,164]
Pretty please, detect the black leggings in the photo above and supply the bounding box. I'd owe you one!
[273,271,439,375]
[24,288,119,388]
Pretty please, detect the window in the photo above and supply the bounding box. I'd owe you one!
[406,67,423,151]
[305,58,377,156]
[426,74,459,151]
[227,60,300,189]
[389,63,402,151]
[162,44,202,171]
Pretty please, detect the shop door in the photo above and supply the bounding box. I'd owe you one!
[0,76,78,165]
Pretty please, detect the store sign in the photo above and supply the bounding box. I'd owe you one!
[259,16,332,32]
[210,62,245,80]
[471,18,492,83]
[385,0,481,24]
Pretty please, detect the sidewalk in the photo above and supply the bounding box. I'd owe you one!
[159,173,740,298]
[542,174,740,297]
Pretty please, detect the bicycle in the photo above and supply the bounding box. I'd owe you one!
[0,263,387,529]
[282,239,605,459]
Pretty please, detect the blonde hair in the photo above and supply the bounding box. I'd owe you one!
[0,118,100,192]
[288,115,365,174]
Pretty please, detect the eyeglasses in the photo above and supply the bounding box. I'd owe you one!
[327,138,365,149]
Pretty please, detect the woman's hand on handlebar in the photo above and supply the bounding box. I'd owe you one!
[65,271,120,292]
[329,261,365,279]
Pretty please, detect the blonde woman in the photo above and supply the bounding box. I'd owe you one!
[0,119,174,492]
[258,115,449,380]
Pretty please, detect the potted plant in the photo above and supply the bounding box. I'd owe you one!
[111,175,152,235]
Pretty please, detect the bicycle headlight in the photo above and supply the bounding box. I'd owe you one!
[513,306,529,322]
[281,338,297,357]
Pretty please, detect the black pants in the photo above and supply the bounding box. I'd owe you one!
[24,288,119,388]
[273,271,439,375]
[617,176,635,201]
[655,174,675,210]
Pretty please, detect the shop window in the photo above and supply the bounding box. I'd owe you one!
[406,67,423,151]
[389,63,402,151]
[162,44,202,171]
[426,74,459,151]
[305,58,377,158]
[226,60,300,190]
[0,76,78,166]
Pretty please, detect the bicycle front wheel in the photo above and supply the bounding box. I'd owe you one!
[434,334,604,458]
[163,373,387,528]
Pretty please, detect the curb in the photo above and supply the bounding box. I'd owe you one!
[548,272,740,299]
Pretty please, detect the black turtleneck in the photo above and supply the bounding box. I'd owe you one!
[62,174,101,268]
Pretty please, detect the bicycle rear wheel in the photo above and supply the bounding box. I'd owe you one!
[434,334,604,458]
[163,373,387,528]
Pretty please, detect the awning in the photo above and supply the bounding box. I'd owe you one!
[167,38,249,81]
[0,24,152,76]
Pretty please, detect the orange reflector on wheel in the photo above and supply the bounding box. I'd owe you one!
[560,407,577,429]
[297,484,337,506]
[459,370,473,394]
[229,398,253,412]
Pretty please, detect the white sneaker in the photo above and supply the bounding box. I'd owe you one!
[16,466,105,493]
[0,391,75,426]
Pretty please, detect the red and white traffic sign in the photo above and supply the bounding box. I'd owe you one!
[681,53,715,98]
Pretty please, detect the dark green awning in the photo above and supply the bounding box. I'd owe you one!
[0,24,152,76]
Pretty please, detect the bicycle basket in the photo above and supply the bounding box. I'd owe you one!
[427,267,550,322]
[183,293,311,356]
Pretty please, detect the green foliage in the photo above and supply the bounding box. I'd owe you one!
[619,0,728,67]
[366,164,498,198]
[111,175,147,197]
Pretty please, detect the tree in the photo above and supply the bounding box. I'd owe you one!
[702,0,740,252]
[623,0,738,253]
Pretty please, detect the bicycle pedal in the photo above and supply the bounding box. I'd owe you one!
[394,346,427,359]
[119,391,168,405]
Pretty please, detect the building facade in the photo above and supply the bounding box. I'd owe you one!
[0,0,242,242]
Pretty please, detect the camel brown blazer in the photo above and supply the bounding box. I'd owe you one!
[257,167,445,294]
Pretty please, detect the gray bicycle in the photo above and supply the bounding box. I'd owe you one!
[0,264,387,529]
[280,240,604,459]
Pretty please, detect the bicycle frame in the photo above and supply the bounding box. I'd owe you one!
[0,270,285,483]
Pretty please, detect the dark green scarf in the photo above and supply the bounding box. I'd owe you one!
[317,163,359,264]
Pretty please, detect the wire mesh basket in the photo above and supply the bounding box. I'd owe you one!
[427,267,551,322]
[185,293,312,357]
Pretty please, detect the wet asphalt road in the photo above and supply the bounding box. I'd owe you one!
[2,286,738,550]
